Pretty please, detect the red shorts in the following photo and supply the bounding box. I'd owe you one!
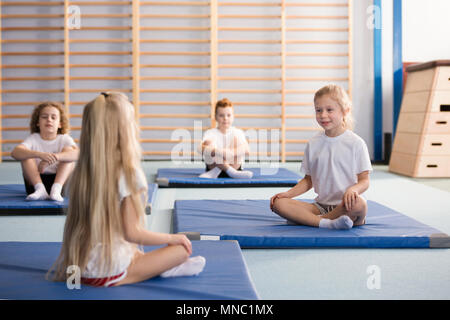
[81,271,126,287]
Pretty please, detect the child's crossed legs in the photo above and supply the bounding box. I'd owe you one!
[22,158,73,201]
[272,196,367,229]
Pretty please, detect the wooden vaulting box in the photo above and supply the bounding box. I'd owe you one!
[389,60,450,177]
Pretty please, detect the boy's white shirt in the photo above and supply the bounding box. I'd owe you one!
[300,130,372,205]
[201,127,248,165]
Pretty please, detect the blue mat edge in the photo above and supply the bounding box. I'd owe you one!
[173,199,450,249]
[156,168,302,187]
[0,184,158,215]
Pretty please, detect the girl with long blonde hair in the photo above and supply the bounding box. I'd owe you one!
[49,92,205,287]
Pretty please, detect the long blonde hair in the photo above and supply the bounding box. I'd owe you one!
[314,84,354,130]
[49,92,147,281]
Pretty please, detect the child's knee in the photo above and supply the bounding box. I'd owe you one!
[175,245,190,261]
[349,196,367,225]
[272,197,287,213]
[21,158,37,168]
[57,161,74,170]
[355,196,367,213]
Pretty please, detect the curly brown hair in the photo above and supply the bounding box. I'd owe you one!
[214,98,233,116]
[30,101,69,134]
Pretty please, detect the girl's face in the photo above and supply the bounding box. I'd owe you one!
[38,106,61,138]
[215,106,234,131]
[314,95,347,137]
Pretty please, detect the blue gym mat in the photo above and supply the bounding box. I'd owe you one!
[0,183,158,216]
[147,183,158,212]
[173,199,450,248]
[0,240,259,300]
[156,167,302,187]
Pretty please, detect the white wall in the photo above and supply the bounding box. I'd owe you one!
[352,0,374,158]
[325,0,450,160]
[403,0,450,62]
[382,0,393,141]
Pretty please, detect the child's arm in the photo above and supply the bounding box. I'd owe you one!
[229,136,250,161]
[270,175,313,210]
[199,139,216,157]
[37,146,79,173]
[54,145,79,162]
[212,136,249,162]
[121,194,192,255]
[342,171,370,211]
[11,144,58,163]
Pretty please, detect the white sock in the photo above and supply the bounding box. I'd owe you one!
[26,183,49,201]
[160,256,206,278]
[319,215,353,230]
[50,183,64,202]
[199,167,221,179]
[225,167,253,179]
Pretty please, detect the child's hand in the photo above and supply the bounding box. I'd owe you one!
[39,152,58,165]
[38,161,50,174]
[168,234,192,255]
[202,140,216,157]
[343,188,359,211]
[270,192,290,211]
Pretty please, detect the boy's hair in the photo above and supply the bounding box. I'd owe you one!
[215,98,233,116]
[48,92,146,282]
[314,84,354,130]
[30,101,69,134]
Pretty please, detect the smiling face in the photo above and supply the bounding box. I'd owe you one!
[37,106,61,139]
[215,106,234,132]
[314,94,347,137]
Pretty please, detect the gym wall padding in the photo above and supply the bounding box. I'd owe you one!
[0,1,352,162]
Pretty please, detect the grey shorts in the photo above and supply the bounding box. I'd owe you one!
[313,202,337,216]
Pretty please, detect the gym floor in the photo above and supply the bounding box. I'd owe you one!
[0,161,449,299]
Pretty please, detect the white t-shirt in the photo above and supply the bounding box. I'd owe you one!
[82,239,136,280]
[21,133,77,174]
[202,127,248,165]
[300,130,372,205]
[82,167,147,279]
[118,167,148,203]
